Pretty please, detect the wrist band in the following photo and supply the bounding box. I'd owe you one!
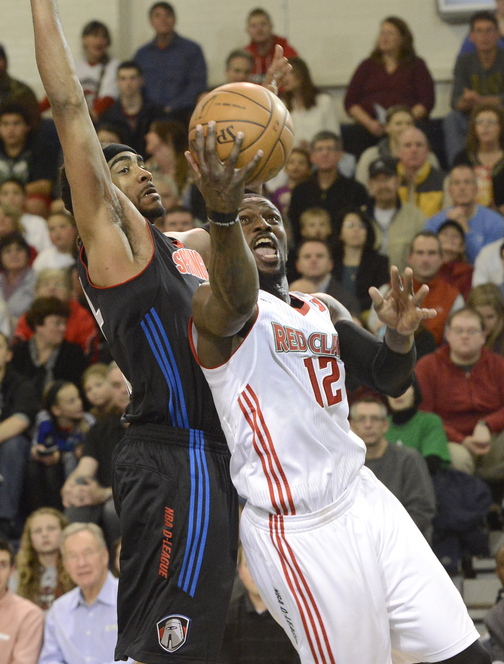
[207,210,239,226]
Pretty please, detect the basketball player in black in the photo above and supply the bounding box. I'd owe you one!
[30,1,284,662]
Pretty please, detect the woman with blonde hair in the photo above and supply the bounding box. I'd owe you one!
[467,283,504,354]
[16,507,74,610]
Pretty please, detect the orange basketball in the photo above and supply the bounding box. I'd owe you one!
[188,82,294,183]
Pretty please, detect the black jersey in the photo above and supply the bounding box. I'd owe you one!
[78,222,223,436]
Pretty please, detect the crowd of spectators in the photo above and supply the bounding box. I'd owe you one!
[5,2,504,662]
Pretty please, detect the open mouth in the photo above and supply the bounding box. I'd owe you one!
[253,236,278,262]
[141,185,158,199]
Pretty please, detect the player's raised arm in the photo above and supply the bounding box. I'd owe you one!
[187,123,262,344]
[30,0,147,281]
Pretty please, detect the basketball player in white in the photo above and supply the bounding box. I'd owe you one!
[187,123,490,664]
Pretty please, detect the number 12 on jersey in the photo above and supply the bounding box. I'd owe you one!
[303,356,343,407]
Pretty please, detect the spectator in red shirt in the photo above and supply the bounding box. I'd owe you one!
[244,8,298,84]
[416,307,504,496]
[14,268,98,360]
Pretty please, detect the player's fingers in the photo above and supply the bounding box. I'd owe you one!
[369,286,384,309]
[191,124,208,168]
[411,283,430,307]
[203,121,218,165]
[401,267,415,296]
[416,307,438,320]
[239,149,264,183]
[224,131,245,173]
[389,265,402,292]
[185,150,200,177]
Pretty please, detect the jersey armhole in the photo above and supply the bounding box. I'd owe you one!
[188,307,260,370]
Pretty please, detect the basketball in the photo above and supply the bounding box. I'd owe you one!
[188,82,295,183]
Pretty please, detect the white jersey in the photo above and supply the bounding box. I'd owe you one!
[192,290,365,514]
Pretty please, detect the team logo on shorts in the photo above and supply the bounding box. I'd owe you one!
[157,615,191,653]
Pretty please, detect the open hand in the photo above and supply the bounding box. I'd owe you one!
[369,266,437,336]
[185,121,262,213]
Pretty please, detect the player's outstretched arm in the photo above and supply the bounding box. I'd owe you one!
[187,123,262,348]
[30,0,147,277]
[369,266,437,353]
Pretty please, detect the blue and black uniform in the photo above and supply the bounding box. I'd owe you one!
[78,222,238,664]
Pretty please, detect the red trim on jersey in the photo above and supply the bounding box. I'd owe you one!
[290,292,328,317]
[269,515,336,664]
[238,385,296,515]
[79,217,157,290]
[187,309,260,370]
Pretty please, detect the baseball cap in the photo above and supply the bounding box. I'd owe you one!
[368,157,397,179]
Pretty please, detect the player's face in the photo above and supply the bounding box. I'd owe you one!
[0,113,29,149]
[387,385,415,412]
[408,237,442,281]
[108,152,164,221]
[398,129,428,171]
[296,242,333,280]
[84,375,113,409]
[350,403,389,447]
[238,197,287,278]
[117,68,143,97]
[0,551,13,598]
[0,181,25,211]
[247,15,272,44]
[445,312,486,363]
[226,57,252,83]
[63,530,109,593]
[30,513,62,556]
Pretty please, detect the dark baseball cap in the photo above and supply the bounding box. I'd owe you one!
[368,157,397,179]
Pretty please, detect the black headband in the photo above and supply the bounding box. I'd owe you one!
[102,143,139,163]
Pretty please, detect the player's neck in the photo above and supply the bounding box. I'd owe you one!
[259,274,289,302]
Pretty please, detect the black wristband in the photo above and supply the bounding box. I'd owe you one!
[207,210,239,226]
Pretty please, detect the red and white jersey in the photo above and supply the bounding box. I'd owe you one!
[191,290,365,515]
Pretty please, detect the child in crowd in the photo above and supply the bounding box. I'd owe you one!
[82,363,114,419]
[25,380,95,513]
[299,207,333,241]
[15,507,74,611]
[32,211,78,272]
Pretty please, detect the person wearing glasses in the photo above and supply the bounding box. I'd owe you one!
[416,306,504,488]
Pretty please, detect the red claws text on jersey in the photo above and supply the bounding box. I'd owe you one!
[272,322,340,357]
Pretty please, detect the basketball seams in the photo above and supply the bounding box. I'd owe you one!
[251,106,291,182]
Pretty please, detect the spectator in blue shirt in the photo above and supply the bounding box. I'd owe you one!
[38,522,131,664]
[134,2,207,127]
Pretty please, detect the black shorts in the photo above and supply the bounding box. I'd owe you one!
[112,423,239,664]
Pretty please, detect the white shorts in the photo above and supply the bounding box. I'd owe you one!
[240,466,478,664]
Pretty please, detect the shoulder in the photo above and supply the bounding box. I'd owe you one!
[6,591,44,619]
[175,33,204,52]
